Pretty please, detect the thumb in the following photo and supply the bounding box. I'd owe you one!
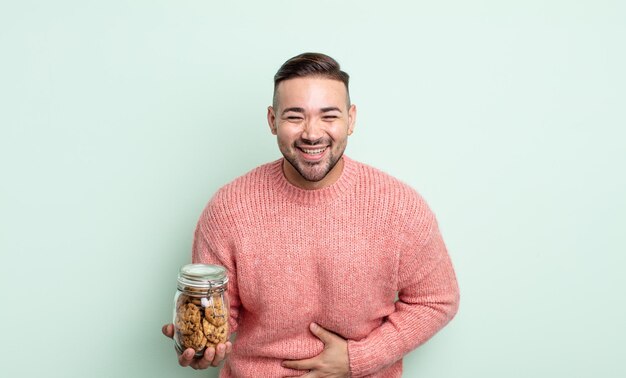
[162,323,174,339]
[309,323,337,344]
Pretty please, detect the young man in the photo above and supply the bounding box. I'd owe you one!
[163,53,460,377]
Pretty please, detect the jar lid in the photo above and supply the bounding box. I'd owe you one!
[177,264,228,289]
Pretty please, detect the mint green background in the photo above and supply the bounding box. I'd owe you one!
[1,1,625,377]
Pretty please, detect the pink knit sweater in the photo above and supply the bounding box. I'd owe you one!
[192,156,459,377]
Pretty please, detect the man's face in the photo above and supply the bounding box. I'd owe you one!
[267,77,356,189]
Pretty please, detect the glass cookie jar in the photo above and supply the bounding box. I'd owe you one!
[173,264,230,356]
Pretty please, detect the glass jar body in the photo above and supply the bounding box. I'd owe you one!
[172,264,230,356]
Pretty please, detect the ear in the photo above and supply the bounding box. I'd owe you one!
[267,106,277,135]
[347,104,357,136]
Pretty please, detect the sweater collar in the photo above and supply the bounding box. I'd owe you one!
[269,155,357,205]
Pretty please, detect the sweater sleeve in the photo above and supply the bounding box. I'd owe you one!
[347,212,460,377]
[191,194,241,333]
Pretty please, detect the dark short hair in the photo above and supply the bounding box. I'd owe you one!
[273,52,350,108]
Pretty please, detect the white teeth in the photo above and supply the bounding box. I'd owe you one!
[301,147,326,154]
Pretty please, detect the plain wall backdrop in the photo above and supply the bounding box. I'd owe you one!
[1,1,625,377]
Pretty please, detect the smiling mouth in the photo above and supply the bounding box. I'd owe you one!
[298,147,327,155]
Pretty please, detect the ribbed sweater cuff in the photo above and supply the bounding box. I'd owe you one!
[347,337,400,378]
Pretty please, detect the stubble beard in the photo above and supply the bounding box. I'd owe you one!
[283,144,344,183]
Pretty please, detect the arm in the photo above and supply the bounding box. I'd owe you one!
[347,220,460,377]
[160,195,242,370]
[192,196,241,334]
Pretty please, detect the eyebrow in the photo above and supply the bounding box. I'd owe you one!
[282,107,305,115]
[321,107,342,113]
[281,106,342,115]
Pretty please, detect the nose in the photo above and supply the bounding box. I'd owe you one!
[301,119,323,142]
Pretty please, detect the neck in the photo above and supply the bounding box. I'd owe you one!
[282,157,345,190]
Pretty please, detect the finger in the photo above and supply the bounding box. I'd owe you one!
[225,341,233,354]
[192,346,215,370]
[309,323,336,344]
[162,324,174,338]
[211,344,226,367]
[282,357,317,370]
[178,348,195,367]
